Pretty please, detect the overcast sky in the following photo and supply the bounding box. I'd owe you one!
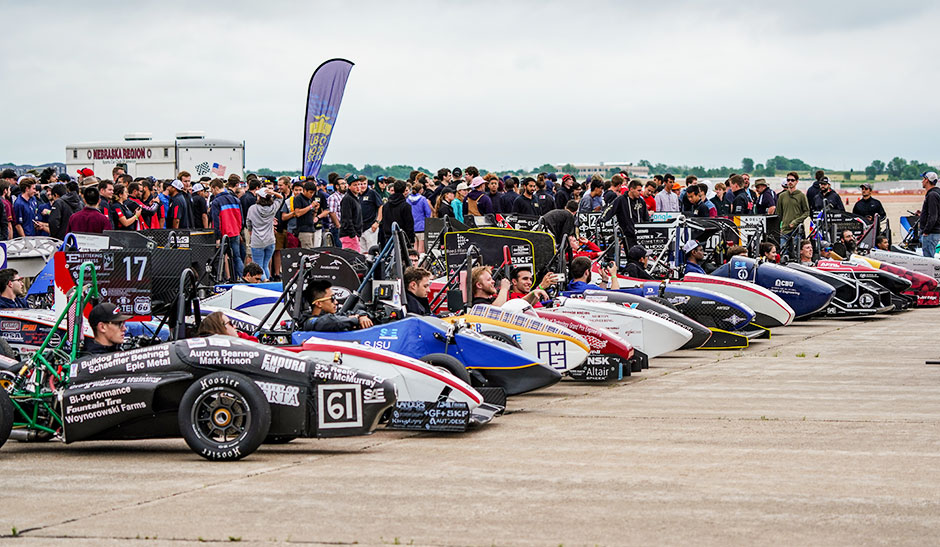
[3,1,938,172]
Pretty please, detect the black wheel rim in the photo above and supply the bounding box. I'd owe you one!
[191,387,252,445]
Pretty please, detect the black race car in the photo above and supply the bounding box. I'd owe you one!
[0,336,397,461]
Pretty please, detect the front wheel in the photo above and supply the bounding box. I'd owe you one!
[178,372,271,461]
[0,388,13,451]
[420,353,472,385]
[481,330,522,349]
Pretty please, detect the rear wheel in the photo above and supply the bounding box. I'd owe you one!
[481,330,522,349]
[178,372,271,461]
[0,388,12,451]
[420,353,472,385]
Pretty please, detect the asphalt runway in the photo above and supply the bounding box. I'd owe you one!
[2,308,939,546]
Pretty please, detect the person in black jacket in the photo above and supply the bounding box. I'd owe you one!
[852,183,886,224]
[512,178,541,216]
[623,245,653,279]
[554,174,575,209]
[729,175,752,215]
[404,266,432,316]
[47,183,79,240]
[541,200,578,252]
[603,180,649,248]
[380,180,415,247]
[302,280,373,331]
[811,177,845,213]
[339,178,365,252]
[919,171,940,257]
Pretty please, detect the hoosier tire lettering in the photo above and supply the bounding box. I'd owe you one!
[179,372,271,461]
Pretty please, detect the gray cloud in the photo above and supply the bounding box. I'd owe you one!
[2,0,938,171]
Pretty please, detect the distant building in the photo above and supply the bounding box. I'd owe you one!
[556,162,650,179]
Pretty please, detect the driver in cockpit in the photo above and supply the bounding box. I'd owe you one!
[82,303,133,356]
[303,280,373,332]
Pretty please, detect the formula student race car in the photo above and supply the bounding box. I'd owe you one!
[0,266,400,461]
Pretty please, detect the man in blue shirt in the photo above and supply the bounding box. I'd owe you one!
[0,268,28,308]
[683,239,707,275]
[566,256,620,293]
[13,178,39,237]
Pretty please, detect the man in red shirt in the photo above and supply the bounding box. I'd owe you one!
[643,180,657,212]
[67,186,112,234]
[507,267,557,307]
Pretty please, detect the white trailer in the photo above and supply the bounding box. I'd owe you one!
[66,132,245,180]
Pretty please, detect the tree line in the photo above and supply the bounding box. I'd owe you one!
[254,156,936,181]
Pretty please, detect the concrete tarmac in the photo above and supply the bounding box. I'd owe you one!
[2,309,939,546]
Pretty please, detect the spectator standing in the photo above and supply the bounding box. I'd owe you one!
[357,176,383,252]
[208,179,245,278]
[246,187,283,280]
[67,186,112,234]
[407,182,433,253]
[380,180,415,247]
[339,177,365,252]
[14,178,40,237]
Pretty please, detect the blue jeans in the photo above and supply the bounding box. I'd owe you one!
[231,242,245,279]
[921,233,940,257]
[251,244,275,280]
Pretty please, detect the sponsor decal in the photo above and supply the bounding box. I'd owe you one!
[208,337,231,347]
[859,293,875,308]
[363,387,386,404]
[318,384,363,429]
[260,353,307,374]
[255,381,301,407]
[537,340,567,370]
[187,338,207,348]
[774,279,794,288]
[1,320,20,331]
[378,327,398,340]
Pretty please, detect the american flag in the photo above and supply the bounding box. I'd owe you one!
[212,163,226,177]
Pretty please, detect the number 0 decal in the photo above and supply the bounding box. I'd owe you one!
[317,384,363,429]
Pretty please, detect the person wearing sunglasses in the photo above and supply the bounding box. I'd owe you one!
[302,279,373,332]
[776,171,810,254]
[83,302,133,356]
[197,311,241,338]
[0,268,28,309]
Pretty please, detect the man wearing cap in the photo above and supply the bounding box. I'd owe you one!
[463,176,493,217]
[919,172,940,257]
[166,179,191,229]
[83,303,133,355]
[303,280,372,332]
[624,245,653,279]
[555,174,575,209]
[852,183,886,225]
[0,268,28,309]
[811,177,845,213]
[682,239,707,275]
[75,168,94,185]
[752,179,776,215]
[191,182,209,229]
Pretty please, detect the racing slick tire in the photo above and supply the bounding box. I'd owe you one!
[420,353,472,385]
[0,338,15,360]
[0,388,12,450]
[178,372,271,461]
[481,330,522,349]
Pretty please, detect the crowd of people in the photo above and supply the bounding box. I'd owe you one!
[0,164,898,282]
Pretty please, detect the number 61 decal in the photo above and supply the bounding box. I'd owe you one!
[317,384,362,429]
